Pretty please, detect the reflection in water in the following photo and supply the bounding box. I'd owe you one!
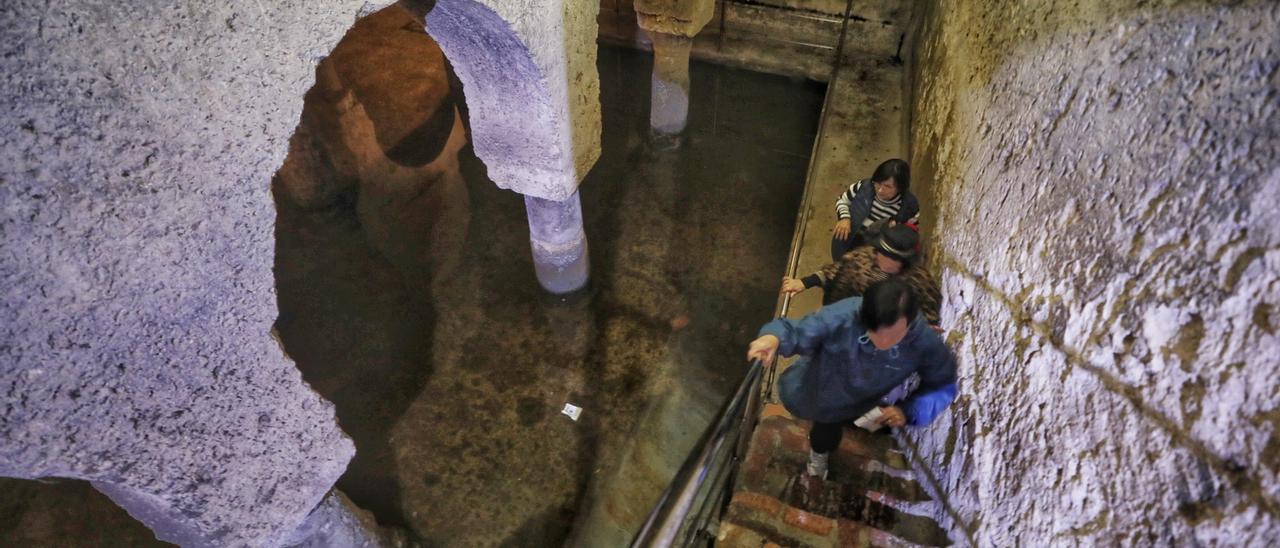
[272,5,469,529]
[272,13,823,541]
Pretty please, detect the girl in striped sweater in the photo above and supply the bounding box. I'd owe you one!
[831,159,919,261]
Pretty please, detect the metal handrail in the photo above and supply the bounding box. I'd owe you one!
[763,0,856,401]
[630,361,763,546]
[629,1,857,545]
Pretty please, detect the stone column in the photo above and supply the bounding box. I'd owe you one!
[646,30,694,136]
[281,491,393,548]
[426,0,602,295]
[634,0,714,137]
[525,192,590,294]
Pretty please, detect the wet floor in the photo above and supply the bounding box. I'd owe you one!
[274,44,822,545]
[0,45,824,546]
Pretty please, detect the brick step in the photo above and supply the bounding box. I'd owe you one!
[719,414,951,547]
[738,416,922,499]
[778,474,949,546]
[719,490,925,548]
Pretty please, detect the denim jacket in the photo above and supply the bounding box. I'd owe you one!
[761,297,957,425]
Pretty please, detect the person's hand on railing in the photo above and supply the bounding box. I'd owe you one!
[780,276,806,296]
[746,334,780,364]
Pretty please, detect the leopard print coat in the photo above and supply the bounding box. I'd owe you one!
[813,246,943,325]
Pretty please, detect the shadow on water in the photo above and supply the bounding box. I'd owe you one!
[273,191,437,528]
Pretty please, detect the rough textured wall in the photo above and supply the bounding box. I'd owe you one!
[0,1,384,545]
[561,0,604,184]
[906,0,1280,545]
[426,0,601,200]
[599,0,911,82]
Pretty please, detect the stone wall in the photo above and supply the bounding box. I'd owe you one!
[599,0,913,82]
[0,1,384,545]
[904,0,1280,544]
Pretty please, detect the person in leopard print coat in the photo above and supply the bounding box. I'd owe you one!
[782,224,942,325]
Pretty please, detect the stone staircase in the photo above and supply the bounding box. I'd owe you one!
[716,410,950,547]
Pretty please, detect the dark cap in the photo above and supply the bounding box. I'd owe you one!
[876,225,919,262]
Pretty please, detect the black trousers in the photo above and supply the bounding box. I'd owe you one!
[809,421,844,454]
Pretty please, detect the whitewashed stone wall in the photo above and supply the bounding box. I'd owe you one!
[905,1,1280,545]
[0,2,388,545]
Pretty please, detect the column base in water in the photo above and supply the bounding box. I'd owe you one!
[647,30,693,136]
[525,192,590,294]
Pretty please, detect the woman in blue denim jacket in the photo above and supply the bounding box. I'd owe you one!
[746,279,957,478]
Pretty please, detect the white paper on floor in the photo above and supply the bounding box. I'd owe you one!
[561,403,582,421]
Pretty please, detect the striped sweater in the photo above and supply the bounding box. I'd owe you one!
[835,179,921,229]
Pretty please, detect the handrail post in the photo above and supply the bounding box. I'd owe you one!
[736,370,761,461]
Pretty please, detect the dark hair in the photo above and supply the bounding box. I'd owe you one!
[870,159,910,194]
[859,278,919,331]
